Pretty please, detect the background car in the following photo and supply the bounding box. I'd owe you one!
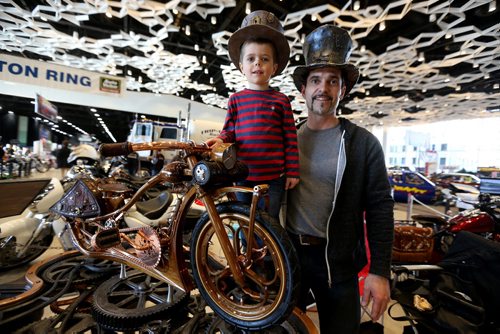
[432,173,481,190]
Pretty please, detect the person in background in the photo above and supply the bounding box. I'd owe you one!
[56,139,71,178]
[0,142,4,162]
[205,10,299,220]
[285,25,394,333]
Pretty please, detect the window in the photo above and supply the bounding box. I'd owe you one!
[441,143,447,151]
[412,157,416,164]
[439,157,446,166]
[137,124,152,136]
[402,145,406,152]
[160,128,177,139]
[401,158,406,165]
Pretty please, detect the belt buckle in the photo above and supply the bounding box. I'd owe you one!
[299,234,310,246]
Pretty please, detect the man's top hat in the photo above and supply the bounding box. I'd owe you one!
[292,25,360,94]
[228,10,290,76]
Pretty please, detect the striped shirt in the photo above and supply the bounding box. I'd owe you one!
[218,88,299,181]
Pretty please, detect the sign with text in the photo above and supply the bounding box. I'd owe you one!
[0,54,123,95]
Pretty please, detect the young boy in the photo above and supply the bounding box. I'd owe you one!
[206,10,299,220]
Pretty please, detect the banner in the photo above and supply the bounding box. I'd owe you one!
[0,54,123,95]
[35,94,58,122]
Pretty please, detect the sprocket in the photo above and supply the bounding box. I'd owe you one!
[135,226,162,267]
[92,270,188,331]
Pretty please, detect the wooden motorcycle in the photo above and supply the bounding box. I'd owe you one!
[50,140,299,331]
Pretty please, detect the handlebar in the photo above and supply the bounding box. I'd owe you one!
[99,141,210,157]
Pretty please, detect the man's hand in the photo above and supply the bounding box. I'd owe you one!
[361,273,390,322]
[285,178,299,190]
[205,137,223,148]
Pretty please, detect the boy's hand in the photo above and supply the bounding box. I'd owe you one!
[205,137,223,148]
[285,178,299,190]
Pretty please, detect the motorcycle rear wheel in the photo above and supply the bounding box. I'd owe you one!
[190,202,299,331]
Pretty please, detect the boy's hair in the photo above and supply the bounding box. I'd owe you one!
[239,38,277,64]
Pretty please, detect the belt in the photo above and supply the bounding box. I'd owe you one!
[290,233,326,246]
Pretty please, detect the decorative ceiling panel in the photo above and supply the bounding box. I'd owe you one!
[0,0,498,128]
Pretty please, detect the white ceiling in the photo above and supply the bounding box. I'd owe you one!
[0,0,499,128]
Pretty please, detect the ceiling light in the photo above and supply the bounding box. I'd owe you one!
[172,8,178,15]
[445,32,452,39]
[90,108,97,112]
[106,10,112,18]
[418,52,424,62]
[185,25,191,36]
[493,83,499,89]
[354,1,360,11]
[295,54,300,61]
[204,68,208,74]
[194,44,199,51]
[429,13,436,22]
[360,45,366,52]
[210,77,214,84]
[245,2,251,14]
[202,55,207,64]
[311,14,317,22]
[211,16,217,25]
[379,21,386,31]
[484,73,490,79]
[489,0,496,12]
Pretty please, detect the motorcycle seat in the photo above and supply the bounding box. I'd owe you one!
[411,214,447,226]
[136,191,173,220]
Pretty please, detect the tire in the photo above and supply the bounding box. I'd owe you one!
[92,270,188,331]
[35,161,49,173]
[206,308,316,333]
[190,202,299,331]
[0,234,54,270]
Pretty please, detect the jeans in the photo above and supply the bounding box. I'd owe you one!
[235,175,285,221]
[293,239,361,334]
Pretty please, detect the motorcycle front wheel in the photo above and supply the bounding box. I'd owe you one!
[190,202,299,331]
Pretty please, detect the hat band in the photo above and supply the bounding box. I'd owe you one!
[310,54,347,65]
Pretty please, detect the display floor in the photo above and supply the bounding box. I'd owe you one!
[0,168,438,333]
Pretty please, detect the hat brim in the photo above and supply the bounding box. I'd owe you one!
[228,25,290,76]
[292,63,360,95]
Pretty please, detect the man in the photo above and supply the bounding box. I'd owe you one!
[286,25,394,333]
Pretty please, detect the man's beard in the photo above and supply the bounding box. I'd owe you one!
[309,96,338,116]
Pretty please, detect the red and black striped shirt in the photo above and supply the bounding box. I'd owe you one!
[218,88,299,181]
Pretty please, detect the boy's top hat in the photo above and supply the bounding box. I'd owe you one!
[228,10,290,76]
[292,25,359,94]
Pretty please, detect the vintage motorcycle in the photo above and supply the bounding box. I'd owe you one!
[395,193,500,264]
[0,177,70,269]
[50,140,299,331]
[0,145,109,270]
